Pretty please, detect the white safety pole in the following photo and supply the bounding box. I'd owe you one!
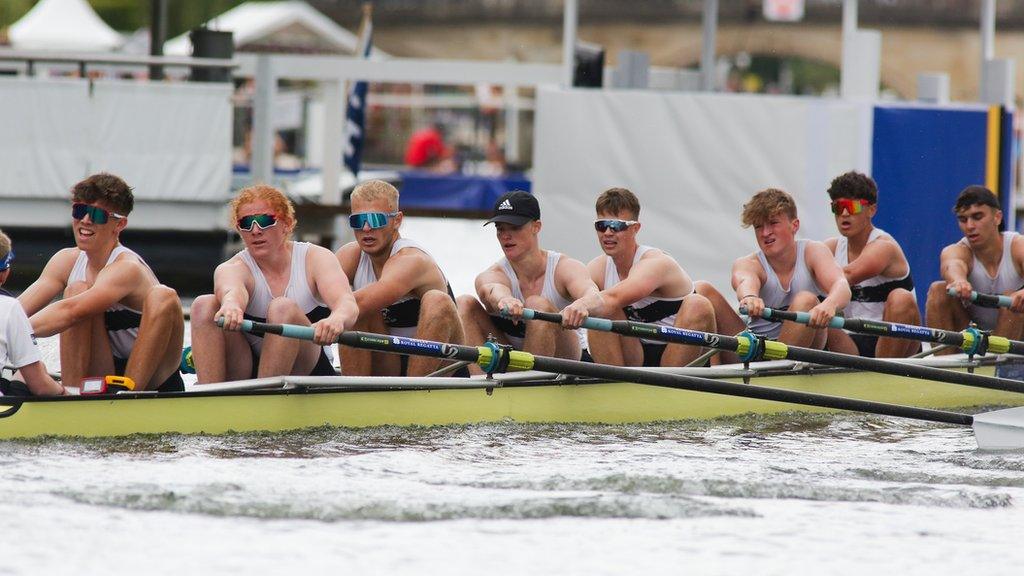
[981,0,996,62]
[840,0,858,99]
[700,0,718,91]
[562,0,578,88]
[251,55,276,185]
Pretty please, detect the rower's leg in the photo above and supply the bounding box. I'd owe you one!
[925,281,970,354]
[408,290,466,377]
[341,311,400,376]
[694,281,745,364]
[825,328,860,355]
[778,291,825,349]
[258,297,323,378]
[877,288,922,358]
[190,294,253,383]
[587,307,640,366]
[456,294,510,375]
[59,281,114,388]
[124,285,185,390]
[661,293,716,367]
[522,295,564,358]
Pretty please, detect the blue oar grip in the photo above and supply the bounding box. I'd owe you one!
[948,287,1013,308]
[583,317,613,331]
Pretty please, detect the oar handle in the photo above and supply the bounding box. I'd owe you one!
[223,318,316,340]
[947,287,1012,309]
[743,307,846,329]
[518,308,614,331]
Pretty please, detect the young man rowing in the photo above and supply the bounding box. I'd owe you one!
[192,185,359,383]
[457,191,602,368]
[926,185,1024,340]
[823,172,919,358]
[585,188,716,367]
[18,173,185,392]
[0,229,65,396]
[697,188,851,352]
[336,179,466,376]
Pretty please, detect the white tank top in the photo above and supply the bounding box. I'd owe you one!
[747,239,825,340]
[67,245,145,360]
[834,227,916,322]
[603,245,685,345]
[352,237,452,338]
[960,231,1024,330]
[496,251,585,350]
[240,241,331,357]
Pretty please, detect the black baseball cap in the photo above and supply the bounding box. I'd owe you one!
[484,191,540,226]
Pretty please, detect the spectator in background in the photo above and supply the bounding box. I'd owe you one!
[404,123,457,173]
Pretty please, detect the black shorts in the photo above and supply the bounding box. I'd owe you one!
[641,342,666,367]
[848,333,878,358]
[0,377,31,396]
[114,356,185,393]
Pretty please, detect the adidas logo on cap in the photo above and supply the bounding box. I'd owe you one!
[498,199,513,211]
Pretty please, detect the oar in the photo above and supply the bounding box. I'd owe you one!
[230,318,1024,450]
[519,309,1024,396]
[946,287,1012,309]
[755,307,1024,356]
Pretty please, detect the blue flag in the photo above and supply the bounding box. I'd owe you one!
[343,6,373,175]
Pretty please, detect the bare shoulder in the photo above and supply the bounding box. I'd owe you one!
[733,252,761,271]
[823,236,839,252]
[42,247,81,276]
[336,241,362,270]
[940,240,971,260]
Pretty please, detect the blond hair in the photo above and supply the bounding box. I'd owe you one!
[741,188,798,228]
[351,179,399,212]
[229,185,296,229]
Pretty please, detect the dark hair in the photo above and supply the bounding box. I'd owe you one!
[953,185,1000,213]
[71,173,134,216]
[595,187,640,219]
[827,171,877,204]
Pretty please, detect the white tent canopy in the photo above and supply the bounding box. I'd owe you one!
[8,0,123,52]
[165,1,365,56]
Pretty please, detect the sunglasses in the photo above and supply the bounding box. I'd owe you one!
[349,211,399,230]
[72,203,125,225]
[594,219,638,233]
[237,213,278,232]
[830,198,871,216]
[0,249,13,272]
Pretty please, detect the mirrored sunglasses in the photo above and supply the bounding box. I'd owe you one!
[594,219,638,233]
[72,203,125,225]
[0,249,13,272]
[349,211,399,230]
[830,198,871,216]
[237,213,278,232]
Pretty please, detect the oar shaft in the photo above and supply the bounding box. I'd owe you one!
[947,287,1012,309]
[238,320,973,427]
[521,310,1024,395]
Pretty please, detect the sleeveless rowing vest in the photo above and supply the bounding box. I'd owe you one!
[67,245,145,360]
[352,237,454,338]
[747,239,825,340]
[240,242,332,358]
[604,245,685,346]
[959,231,1024,330]
[492,251,586,350]
[834,227,916,322]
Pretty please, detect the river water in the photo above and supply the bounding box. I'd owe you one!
[3,218,1023,574]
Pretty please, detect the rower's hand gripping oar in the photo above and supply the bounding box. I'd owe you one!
[754,307,1024,357]
[947,287,1013,309]
[228,318,1024,450]
[519,308,1024,396]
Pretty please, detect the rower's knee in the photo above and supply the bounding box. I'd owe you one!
[265,296,303,323]
[190,294,218,322]
[144,284,180,317]
[885,289,919,322]
[693,280,719,300]
[678,293,715,331]
[925,281,949,307]
[64,281,89,298]
[523,295,556,313]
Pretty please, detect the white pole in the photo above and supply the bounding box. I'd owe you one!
[981,0,996,62]
[700,0,718,92]
[252,54,276,185]
[562,0,578,88]
[840,0,858,99]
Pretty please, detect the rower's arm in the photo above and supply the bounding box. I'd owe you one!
[475,266,515,314]
[17,248,76,316]
[308,245,359,344]
[596,256,665,314]
[18,361,64,396]
[939,243,973,299]
[731,256,765,314]
[1007,236,1024,313]
[843,239,901,285]
[354,251,429,320]
[806,242,851,326]
[211,259,253,332]
[559,256,603,311]
[29,260,141,338]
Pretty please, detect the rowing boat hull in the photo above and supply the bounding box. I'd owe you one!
[2,357,1022,439]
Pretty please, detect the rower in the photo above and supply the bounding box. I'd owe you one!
[191,185,358,383]
[926,185,1024,341]
[697,188,851,352]
[584,187,716,367]
[18,173,185,392]
[823,172,919,358]
[457,190,603,370]
[336,179,466,377]
[0,229,65,397]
